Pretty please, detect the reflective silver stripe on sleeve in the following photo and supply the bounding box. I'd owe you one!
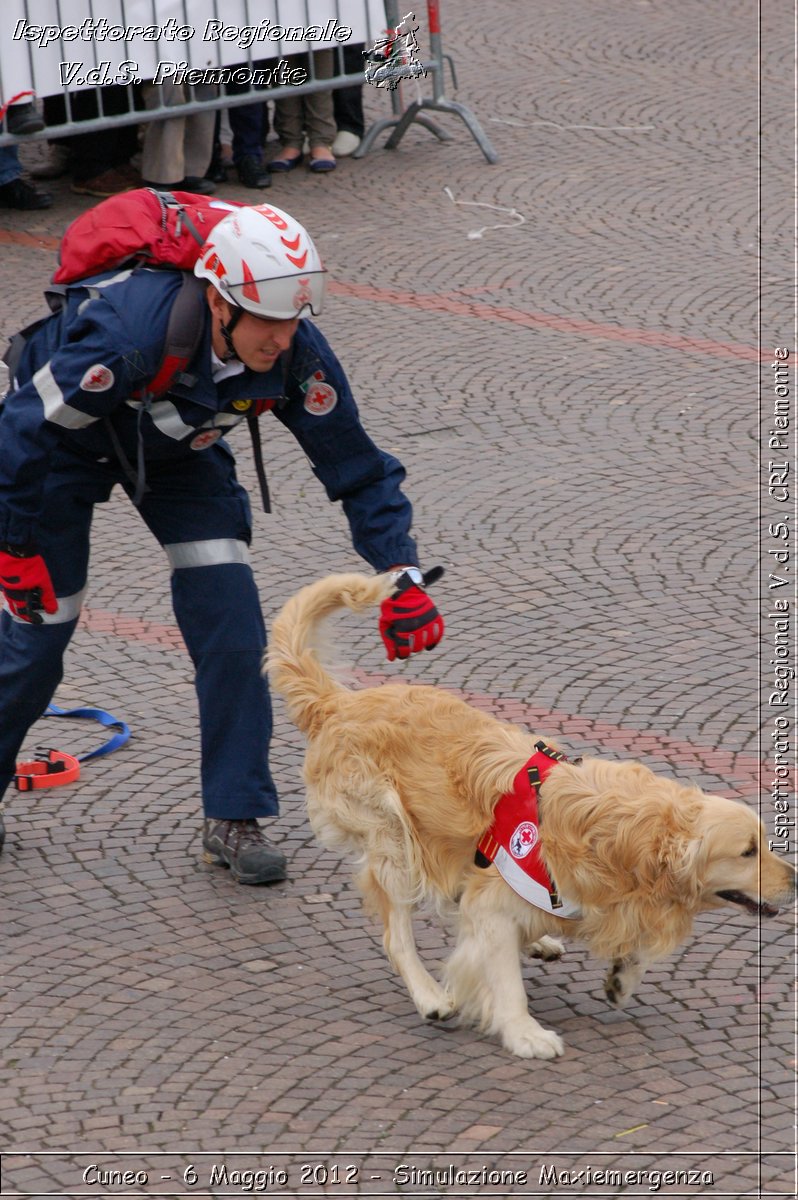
[125,402,246,439]
[34,364,100,429]
[164,539,251,571]
[3,586,86,625]
[128,399,196,441]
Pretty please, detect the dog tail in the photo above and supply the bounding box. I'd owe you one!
[267,572,393,734]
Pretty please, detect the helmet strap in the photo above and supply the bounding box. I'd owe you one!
[219,304,244,362]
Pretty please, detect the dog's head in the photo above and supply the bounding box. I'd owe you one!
[690,794,796,918]
[539,758,796,958]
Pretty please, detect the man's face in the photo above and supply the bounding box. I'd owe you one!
[207,288,299,372]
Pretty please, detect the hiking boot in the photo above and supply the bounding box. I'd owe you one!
[202,818,286,884]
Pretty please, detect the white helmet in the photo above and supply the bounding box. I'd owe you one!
[195,203,326,319]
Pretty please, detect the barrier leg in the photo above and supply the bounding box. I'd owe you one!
[383,97,498,164]
[355,110,453,157]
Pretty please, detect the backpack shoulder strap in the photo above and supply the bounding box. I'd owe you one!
[110,271,208,506]
[135,270,208,399]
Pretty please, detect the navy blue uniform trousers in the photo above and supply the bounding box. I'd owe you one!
[0,441,278,818]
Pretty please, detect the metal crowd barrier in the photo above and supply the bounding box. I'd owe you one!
[0,0,497,163]
[357,1,498,164]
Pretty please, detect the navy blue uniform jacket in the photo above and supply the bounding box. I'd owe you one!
[0,268,419,570]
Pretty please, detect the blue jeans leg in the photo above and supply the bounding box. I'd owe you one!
[0,146,22,187]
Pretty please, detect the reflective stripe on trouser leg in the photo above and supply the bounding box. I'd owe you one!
[0,609,79,800]
[2,586,87,625]
[168,558,278,820]
[164,539,251,572]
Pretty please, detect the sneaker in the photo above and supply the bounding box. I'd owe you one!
[237,156,271,189]
[6,102,45,136]
[71,167,137,197]
[0,177,52,210]
[30,143,72,180]
[332,130,361,157]
[202,818,287,884]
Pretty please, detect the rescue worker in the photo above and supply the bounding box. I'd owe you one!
[0,203,444,883]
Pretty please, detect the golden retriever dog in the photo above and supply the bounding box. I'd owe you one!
[268,573,796,1059]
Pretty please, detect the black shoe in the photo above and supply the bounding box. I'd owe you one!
[142,177,216,196]
[202,818,287,884]
[180,176,216,195]
[237,156,272,189]
[6,103,45,136]
[0,177,52,210]
[0,806,5,853]
[205,155,229,184]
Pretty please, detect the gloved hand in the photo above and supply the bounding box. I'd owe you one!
[0,545,58,624]
[380,566,445,661]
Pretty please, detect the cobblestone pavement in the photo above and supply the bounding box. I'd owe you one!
[0,1,794,1197]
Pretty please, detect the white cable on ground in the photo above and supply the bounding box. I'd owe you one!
[443,186,526,240]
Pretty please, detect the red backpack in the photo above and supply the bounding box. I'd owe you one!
[50,188,244,399]
[4,189,273,510]
[53,187,242,283]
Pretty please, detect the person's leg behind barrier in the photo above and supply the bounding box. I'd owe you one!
[140,81,188,187]
[303,49,337,155]
[136,448,285,884]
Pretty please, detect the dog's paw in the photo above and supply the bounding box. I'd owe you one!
[528,935,565,962]
[425,1001,457,1023]
[604,958,638,1008]
[416,981,457,1023]
[502,1020,565,1060]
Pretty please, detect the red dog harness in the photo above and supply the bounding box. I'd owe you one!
[476,741,581,918]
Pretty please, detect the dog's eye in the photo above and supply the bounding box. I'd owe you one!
[741,844,757,858]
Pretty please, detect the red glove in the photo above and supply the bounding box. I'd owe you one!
[380,567,445,661]
[0,546,58,624]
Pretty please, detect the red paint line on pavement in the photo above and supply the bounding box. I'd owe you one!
[80,606,187,650]
[78,606,763,796]
[0,225,766,363]
[329,279,767,363]
[0,228,60,251]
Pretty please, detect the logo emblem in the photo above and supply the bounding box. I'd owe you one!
[232,398,252,412]
[80,364,115,392]
[190,429,222,451]
[509,822,538,859]
[304,381,337,416]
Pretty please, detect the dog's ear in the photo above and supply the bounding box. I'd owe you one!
[658,835,705,903]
